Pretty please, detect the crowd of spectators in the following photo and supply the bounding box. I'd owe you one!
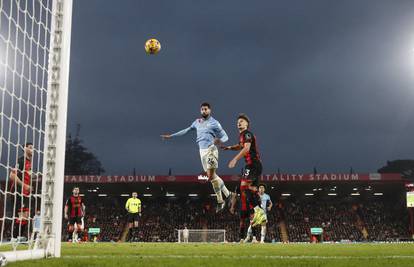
[284,199,363,242]
[284,197,410,242]
[62,195,411,243]
[357,201,409,241]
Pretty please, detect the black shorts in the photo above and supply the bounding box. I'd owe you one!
[243,161,262,187]
[68,216,83,226]
[6,195,34,218]
[127,213,140,223]
[240,210,252,220]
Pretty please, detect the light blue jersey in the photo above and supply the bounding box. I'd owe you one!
[33,215,41,230]
[260,193,271,214]
[170,116,228,149]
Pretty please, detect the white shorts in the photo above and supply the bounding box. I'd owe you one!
[199,145,219,172]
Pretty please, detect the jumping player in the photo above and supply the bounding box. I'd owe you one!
[161,102,232,212]
[64,187,85,243]
[222,113,265,225]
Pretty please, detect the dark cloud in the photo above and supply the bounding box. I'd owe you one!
[67,0,414,174]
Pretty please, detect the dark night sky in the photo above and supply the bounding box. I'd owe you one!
[67,0,414,175]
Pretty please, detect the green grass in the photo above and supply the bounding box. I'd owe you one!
[5,242,414,267]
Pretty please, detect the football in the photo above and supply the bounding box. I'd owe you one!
[144,38,161,54]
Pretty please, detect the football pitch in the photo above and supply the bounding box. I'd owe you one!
[6,242,414,267]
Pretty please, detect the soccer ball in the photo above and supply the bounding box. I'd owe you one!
[145,38,161,54]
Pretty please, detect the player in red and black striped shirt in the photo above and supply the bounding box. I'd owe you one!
[223,113,262,202]
[9,143,33,210]
[64,187,85,242]
[223,114,264,221]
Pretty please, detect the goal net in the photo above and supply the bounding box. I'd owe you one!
[177,229,226,243]
[0,0,72,263]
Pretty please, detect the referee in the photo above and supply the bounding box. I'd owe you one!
[125,192,141,241]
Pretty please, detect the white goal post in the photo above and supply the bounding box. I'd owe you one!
[177,229,226,243]
[0,0,72,263]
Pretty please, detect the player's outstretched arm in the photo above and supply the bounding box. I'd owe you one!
[161,122,195,140]
[221,144,242,151]
[160,134,172,140]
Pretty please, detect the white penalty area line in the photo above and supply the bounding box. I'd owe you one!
[62,255,414,260]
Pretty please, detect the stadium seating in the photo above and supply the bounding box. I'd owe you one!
[60,195,410,242]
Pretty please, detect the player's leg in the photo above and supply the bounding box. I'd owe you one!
[246,163,267,226]
[75,217,84,242]
[67,222,74,241]
[241,179,263,226]
[211,170,234,212]
[33,230,40,249]
[211,146,231,198]
[12,222,20,239]
[126,214,133,241]
[244,224,253,243]
[239,216,246,243]
[202,148,223,204]
[200,148,222,204]
[214,173,231,198]
[259,211,268,243]
[21,207,29,241]
[12,197,24,240]
[132,215,139,241]
[260,222,267,243]
[72,222,78,243]
[243,167,260,208]
[30,229,35,244]
[209,169,223,203]
[206,146,233,211]
[21,222,28,242]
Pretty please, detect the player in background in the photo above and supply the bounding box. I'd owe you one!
[9,143,34,216]
[8,143,37,243]
[161,102,232,212]
[222,114,265,225]
[64,187,85,243]
[31,210,41,248]
[183,226,189,243]
[125,192,141,241]
[245,184,273,243]
[258,184,272,243]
